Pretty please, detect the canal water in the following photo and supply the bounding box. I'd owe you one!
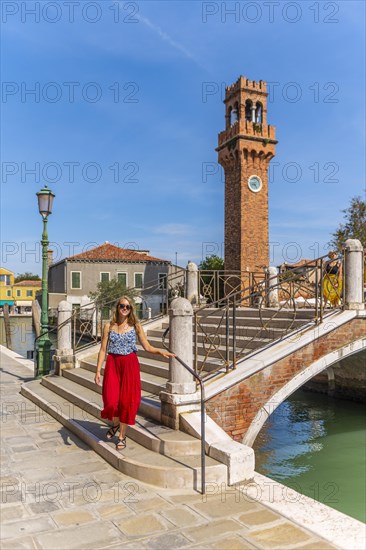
[253,387,366,523]
[1,319,365,523]
[0,317,57,358]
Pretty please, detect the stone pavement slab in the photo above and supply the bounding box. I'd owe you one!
[0,347,351,550]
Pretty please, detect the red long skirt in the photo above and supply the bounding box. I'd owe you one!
[101,352,141,425]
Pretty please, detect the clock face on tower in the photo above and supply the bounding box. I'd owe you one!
[248,175,262,193]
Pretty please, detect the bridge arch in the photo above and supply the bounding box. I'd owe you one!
[243,338,365,447]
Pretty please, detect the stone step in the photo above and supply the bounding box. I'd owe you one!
[197,307,316,319]
[194,315,310,329]
[161,310,313,331]
[80,352,228,382]
[79,356,169,382]
[41,374,200,457]
[76,358,166,395]
[65,365,162,422]
[149,325,286,340]
[21,380,227,490]
[136,357,170,378]
[137,334,273,361]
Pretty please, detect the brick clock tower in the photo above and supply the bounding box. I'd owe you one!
[217,76,277,273]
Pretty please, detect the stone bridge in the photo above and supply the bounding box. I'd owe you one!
[203,309,365,446]
[162,239,365,472]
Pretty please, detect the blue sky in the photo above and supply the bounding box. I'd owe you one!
[1,0,365,276]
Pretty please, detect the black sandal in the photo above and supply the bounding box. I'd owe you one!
[106,425,119,439]
[116,437,126,450]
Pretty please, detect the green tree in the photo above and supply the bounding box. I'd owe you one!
[329,196,366,252]
[89,278,137,318]
[198,254,224,270]
[198,255,225,303]
[14,272,41,283]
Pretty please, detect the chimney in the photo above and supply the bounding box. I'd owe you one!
[47,250,54,267]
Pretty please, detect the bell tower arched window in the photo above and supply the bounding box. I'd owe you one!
[232,102,238,124]
[256,102,263,123]
[228,106,232,127]
[245,100,252,122]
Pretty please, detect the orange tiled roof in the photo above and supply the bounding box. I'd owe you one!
[13,280,42,286]
[67,243,170,264]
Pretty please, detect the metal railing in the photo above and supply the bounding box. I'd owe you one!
[198,270,264,305]
[162,327,206,495]
[193,254,344,379]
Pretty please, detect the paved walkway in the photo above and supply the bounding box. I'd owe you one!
[0,348,360,550]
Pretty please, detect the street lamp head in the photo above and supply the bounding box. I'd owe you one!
[37,186,55,219]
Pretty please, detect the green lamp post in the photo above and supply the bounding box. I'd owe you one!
[36,185,55,378]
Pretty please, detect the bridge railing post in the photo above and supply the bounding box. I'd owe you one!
[344,239,364,310]
[267,266,279,307]
[160,297,198,429]
[186,261,198,305]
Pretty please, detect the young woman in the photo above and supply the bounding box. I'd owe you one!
[94,296,175,450]
[322,251,343,308]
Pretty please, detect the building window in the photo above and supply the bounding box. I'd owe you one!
[16,290,21,297]
[158,273,167,289]
[26,290,33,297]
[7,290,11,297]
[71,272,81,289]
[0,275,11,285]
[117,272,127,287]
[100,272,110,283]
[134,273,143,289]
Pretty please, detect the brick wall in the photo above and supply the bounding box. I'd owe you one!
[206,319,366,442]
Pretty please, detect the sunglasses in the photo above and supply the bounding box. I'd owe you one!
[119,304,131,310]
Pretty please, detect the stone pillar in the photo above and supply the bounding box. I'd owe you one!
[160,297,199,429]
[167,298,196,394]
[186,261,198,304]
[54,300,74,375]
[344,239,364,310]
[267,266,279,307]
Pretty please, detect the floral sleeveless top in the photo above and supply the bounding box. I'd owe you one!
[108,328,138,355]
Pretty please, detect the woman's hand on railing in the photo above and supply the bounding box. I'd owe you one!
[159,350,176,359]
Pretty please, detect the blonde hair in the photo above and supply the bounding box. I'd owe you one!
[110,296,138,328]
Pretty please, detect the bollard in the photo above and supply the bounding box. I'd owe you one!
[186,261,198,304]
[344,239,364,310]
[54,300,74,374]
[267,266,279,307]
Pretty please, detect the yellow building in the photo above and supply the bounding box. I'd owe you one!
[13,280,42,312]
[0,268,15,308]
[0,268,41,313]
